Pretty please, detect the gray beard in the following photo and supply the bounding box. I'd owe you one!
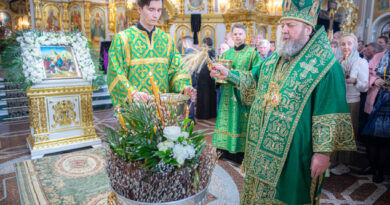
[277,33,308,58]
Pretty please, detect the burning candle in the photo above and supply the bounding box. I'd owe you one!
[149,72,164,124]
[117,106,127,131]
[185,105,189,119]
[149,72,160,99]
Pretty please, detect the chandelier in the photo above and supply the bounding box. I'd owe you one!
[218,0,230,13]
[267,0,283,15]
[126,0,136,10]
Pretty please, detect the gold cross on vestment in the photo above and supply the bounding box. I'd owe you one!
[299,59,319,78]
[155,42,164,53]
[135,41,146,51]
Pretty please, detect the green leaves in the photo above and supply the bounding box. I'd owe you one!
[0,35,27,89]
[193,170,199,189]
[87,41,105,89]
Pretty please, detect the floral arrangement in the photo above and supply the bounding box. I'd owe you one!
[17,31,96,83]
[104,75,218,203]
[0,30,104,89]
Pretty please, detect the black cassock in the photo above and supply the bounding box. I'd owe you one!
[196,49,217,119]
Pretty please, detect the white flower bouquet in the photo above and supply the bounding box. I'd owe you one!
[16,31,96,84]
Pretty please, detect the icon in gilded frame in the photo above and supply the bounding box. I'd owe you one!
[187,0,205,11]
[41,46,82,79]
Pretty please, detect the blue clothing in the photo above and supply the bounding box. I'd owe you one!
[362,89,390,138]
[56,57,63,67]
[262,51,273,60]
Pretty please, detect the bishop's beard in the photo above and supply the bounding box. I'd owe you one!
[277,30,308,58]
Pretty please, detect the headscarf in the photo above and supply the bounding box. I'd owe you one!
[376,47,390,79]
[338,34,360,75]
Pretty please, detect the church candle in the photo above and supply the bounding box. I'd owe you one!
[117,107,127,131]
[149,72,164,124]
[149,72,160,98]
[185,105,189,119]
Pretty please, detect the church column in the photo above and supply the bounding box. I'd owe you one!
[179,0,184,14]
[84,2,91,39]
[62,2,70,31]
[29,0,35,29]
[109,2,116,34]
[270,24,277,41]
[249,22,255,45]
[33,0,42,30]
[207,0,214,14]
[243,21,251,45]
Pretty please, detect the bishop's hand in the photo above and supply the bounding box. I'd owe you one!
[310,153,330,179]
[210,63,228,80]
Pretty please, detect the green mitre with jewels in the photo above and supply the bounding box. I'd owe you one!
[281,0,322,26]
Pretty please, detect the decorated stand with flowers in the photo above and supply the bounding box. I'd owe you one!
[15,31,101,159]
[104,76,218,204]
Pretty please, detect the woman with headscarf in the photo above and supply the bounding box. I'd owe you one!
[362,45,390,183]
[330,33,369,175]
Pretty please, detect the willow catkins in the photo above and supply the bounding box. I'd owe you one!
[106,144,218,203]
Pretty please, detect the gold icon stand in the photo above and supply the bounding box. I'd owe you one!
[26,80,101,159]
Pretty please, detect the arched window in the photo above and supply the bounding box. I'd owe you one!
[381,22,390,36]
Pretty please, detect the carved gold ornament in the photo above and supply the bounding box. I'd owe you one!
[52,100,77,126]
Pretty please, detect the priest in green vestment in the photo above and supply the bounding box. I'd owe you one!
[212,24,262,157]
[107,0,194,106]
[211,0,356,204]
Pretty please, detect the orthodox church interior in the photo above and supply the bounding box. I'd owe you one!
[0,0,389,204]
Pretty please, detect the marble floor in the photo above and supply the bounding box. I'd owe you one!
[0,108,389,205]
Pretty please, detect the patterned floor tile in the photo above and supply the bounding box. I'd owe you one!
[0,108,389,204]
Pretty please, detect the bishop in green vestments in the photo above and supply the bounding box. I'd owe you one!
[212,24,262,154]
[107,0,193,106]
[211,0,356,204]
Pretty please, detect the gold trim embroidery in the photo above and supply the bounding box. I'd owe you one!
[312,113,356,152]
[118,31,131,66]
[214,130,246,137]
[167,34,173,55]
[130,58,168,66]
[108,77,119,93]
[170,73,191,88]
